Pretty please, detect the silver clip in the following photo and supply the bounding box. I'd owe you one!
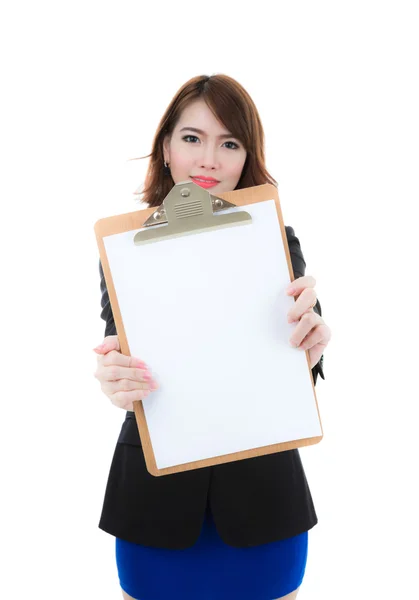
[142,182,237,229]
[134,181,251,245]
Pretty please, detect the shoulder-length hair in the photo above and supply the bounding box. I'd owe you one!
[133,74,277,207]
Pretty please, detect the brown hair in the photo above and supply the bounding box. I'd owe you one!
[132,74,277,207]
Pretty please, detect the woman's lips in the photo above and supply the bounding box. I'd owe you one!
[191,177,219,189]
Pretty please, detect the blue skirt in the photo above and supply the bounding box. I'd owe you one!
[115,505,308,600]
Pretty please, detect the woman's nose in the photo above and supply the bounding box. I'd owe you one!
[198,145,220,170]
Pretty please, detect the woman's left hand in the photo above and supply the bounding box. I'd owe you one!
[286,275,331,369]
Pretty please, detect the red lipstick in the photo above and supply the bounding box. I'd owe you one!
[191,176,220,189]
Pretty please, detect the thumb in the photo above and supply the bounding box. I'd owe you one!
[93,335,121,354]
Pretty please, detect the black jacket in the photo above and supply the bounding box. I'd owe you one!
[98,226,325,549]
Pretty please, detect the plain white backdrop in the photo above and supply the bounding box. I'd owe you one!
[1,1,418,598]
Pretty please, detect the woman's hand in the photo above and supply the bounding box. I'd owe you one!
[93,335,159,411]
[286,275,331,369]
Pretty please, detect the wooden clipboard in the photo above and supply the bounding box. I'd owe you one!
[94,183,323,476]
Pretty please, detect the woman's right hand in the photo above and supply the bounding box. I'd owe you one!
[93,335,158,411]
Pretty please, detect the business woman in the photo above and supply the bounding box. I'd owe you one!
[94,73,331,600]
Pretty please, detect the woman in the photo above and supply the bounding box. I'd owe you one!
[94,74,331,600]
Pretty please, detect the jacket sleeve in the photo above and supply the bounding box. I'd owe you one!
[285,226,325,385]
[99,259,117,338]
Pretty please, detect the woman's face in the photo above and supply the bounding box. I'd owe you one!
[163,99,247,194]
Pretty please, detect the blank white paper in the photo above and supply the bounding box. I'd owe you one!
[103,200,322,469]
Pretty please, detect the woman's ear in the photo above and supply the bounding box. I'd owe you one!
[163,134,170,163]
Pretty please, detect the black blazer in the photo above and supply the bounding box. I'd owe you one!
[98,226,325,549]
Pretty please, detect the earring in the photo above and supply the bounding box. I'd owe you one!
[163,161,171,175]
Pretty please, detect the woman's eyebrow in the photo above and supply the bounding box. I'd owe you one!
[179,127,235,140]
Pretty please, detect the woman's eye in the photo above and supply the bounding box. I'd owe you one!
[223,141,239,150]
[182,135,199,143]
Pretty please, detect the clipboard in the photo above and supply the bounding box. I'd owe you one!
[94,182,323,476]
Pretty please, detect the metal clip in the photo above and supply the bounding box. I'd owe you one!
[134,181,251,245]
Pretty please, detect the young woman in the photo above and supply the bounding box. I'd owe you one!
[94,74,331,600]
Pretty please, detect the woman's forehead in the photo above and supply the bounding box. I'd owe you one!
[176,99,229,134]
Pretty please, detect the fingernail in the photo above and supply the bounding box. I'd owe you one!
[287,316,294,323]
[150,380,159,390]
[135,358,147,368]
[143,372,152,381]
[93,344,105,351]
[287,287,295,295]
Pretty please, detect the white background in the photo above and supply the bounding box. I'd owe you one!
[1,1,418,599]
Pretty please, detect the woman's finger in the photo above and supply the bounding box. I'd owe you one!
[288,287,317,322]
[100,351,147,370]
[308,343,328,370]
[299,325,327,351]
[289,311,322,348]
[93,334,121,354]
[286,275,316,295]
[105,378,153,393]
[95,350,148,381]
[101,365,152,384]
[94,358,151,385]
[110,389,151,411]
